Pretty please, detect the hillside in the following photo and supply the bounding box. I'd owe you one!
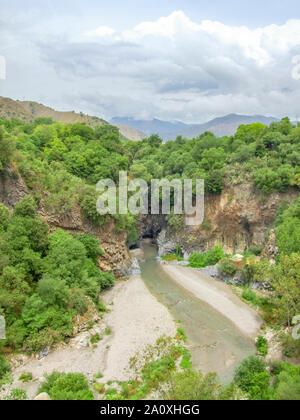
[111,114,280,141]
[0,97,144,141]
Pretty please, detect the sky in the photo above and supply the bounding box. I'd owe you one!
[1,0,300,123]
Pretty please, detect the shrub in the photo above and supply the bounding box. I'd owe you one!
[19,371,33,382]
[256,336,268,357]
[69,288,89,315]
[99,272,115,290]
[0,354,10,379]
[13,195,37,217]
[234,356,268,398]
[90,333,101,344]
[93,383,105,394]
[219,258,238,277]
[38,372,94,400]
[189,246,224,268]
[5,388,27,400]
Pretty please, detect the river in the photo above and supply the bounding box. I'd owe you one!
[139,242,256,383]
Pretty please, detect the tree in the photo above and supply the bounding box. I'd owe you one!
[0,204,10,231]
[272,254,300,326]
[0,127,15,170]
[234,356,267,395]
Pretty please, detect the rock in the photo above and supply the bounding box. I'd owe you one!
[157,230,177,256]
[34,393,51,401]
[152,182,298,257]
[0,166,28,208]
[128,258,141,275]
[261,229,279,264]
[38,349,50,360]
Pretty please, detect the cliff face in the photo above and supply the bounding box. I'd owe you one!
[40,206,131,276]
[0,166,28,208]
[0,169,131,276]
[156,182,299,256]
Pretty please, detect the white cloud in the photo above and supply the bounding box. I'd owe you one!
[84,25,115,37]
[2,10,300,122]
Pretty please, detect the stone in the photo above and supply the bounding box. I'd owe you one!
[34,392,51,401]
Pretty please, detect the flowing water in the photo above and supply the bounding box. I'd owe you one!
[140,242,256,383]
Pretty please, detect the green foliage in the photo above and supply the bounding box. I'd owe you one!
[164,370,239,400]
[0,203,10,231]
[256,336,268,357]
[161,254,184,262]
[254,165,294,194]
[189,246,224,268]
[271,254,300,326]
[234,356,269,400]
[4,388,27,400]
[0,197,115,352]
[0,127,15,170]
[219,257,238,277]
[19,371,33,382]
[0,354,10,379]
[280,333,300,359]
[90,333,101,344]
[38,372,94,400]
[93,382,105,394]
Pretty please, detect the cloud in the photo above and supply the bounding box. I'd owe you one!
[2,10,300,122]
[84,26,115,38]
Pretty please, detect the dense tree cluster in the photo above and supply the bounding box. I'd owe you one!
[0,196,114,352]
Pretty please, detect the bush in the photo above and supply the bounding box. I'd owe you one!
[99,272,115,290]
[189,246,224,268]
[38,372,94,400]
[69,288,89,315]
[234,356,268,399]
[90,333,101,344]
[256,336,268,357]
[4,388,27,400]
[94,383,105,394]
[242,288,260,305]
[0,354,10,379]
[13,195,37,217]
[219,258,238,277]
[19,371,33,382]
[164,370,239,400]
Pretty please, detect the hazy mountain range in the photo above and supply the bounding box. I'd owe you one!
[0,96,283,141]
[110,114,280,141]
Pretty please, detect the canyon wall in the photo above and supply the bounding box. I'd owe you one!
[154,182,298,257]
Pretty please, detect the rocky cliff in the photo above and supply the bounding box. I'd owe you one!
[154,182,298,257]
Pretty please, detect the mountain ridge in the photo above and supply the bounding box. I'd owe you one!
[111,114,280,140]
[0,96,145,141]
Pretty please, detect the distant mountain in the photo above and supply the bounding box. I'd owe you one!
[114,124,146,141]
[0,96,144,141]
[0,96,107,127]
[110,117,188,138]
[111,114,280,141]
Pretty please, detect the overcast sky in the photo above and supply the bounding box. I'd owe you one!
[1,0,300,123]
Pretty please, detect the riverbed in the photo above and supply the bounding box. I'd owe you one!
[140,242,260,383]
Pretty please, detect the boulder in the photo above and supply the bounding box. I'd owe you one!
[34,392,51,401]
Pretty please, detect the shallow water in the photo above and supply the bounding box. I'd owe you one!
[140,242,256,383]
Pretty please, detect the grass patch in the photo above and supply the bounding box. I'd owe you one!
[90,333,102,344]
[18,372,33,383]
[104,327,112,336]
